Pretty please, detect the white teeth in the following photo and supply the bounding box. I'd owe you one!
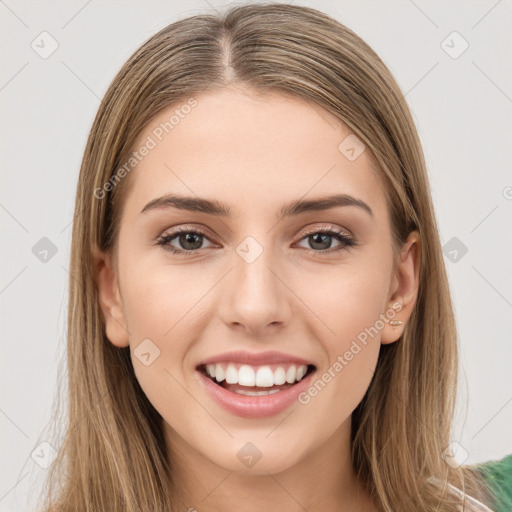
[225,364,238,384]
[204,362,310,387]
[255,366,274,387]
[238,365,256,386]
[214,364,225,383]
[285,366,297,384]
[273,366,286,385]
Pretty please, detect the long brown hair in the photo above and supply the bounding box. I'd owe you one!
[38,3,493,511]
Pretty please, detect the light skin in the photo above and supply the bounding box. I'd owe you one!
[93,85,420,512]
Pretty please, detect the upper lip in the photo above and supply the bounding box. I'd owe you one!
[197,350,315,368]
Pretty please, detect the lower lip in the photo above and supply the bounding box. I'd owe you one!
[198,368,315,418]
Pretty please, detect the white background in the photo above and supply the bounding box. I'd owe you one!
[1,1,511,510]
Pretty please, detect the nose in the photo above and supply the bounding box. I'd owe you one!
[218,244,291,336]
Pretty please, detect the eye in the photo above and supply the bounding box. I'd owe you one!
[155,224,357,257]
[295,226,356,253]
[156,227,216,256]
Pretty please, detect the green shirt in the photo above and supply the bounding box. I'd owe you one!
[476,454,512,512]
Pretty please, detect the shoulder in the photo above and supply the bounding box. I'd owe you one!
[474,454,512,512]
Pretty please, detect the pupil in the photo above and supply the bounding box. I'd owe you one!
[310,233,331,250]
[180,233,202,250]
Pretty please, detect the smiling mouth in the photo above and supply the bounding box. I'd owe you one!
[197,363,317,396]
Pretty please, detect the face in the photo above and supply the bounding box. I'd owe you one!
[94,86,420,477]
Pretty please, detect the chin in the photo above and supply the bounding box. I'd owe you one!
[200,433,311,476]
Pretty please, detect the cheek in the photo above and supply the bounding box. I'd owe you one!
[293,278,384,432]
[293,260,390,344]
[119,259,210,408]
[291,264,388,407]
[121,256,208,341]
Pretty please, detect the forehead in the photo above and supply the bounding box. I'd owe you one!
[122,87,388,221]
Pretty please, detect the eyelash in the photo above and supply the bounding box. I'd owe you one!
[155,225,357,258]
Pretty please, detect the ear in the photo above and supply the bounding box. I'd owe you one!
[91,244,130,347]
[381,230,421,344]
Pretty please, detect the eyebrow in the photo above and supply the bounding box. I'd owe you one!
[140,193,373,220]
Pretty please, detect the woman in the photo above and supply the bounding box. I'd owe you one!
[39,3,509,511]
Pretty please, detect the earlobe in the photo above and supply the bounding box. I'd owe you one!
[91,244,130,348]
[381,231,421,345]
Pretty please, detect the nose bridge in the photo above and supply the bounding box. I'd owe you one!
[219,235,289,333]
[233,235,281,305]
